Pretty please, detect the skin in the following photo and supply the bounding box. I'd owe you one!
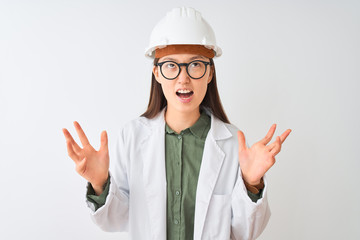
[62,123,109,195]
[62,52,291,195]
[153,54,213,133]
[238,125,291,185]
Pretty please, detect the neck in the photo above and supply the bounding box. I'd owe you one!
[165,107,201,134]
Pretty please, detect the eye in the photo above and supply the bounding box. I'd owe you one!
[164,62,176,69]
[190,61,201,68]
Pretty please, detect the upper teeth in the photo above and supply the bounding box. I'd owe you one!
[177,89,191,93]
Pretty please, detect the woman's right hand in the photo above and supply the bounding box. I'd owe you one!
[62,121,109,195]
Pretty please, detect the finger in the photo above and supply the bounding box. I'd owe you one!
[266,141,275,151]
[260,124,276,145]
[73,121,90,147]
[62,128,82,153]
[266,135,281,151]
[280,129,292,143]
[237,130,247,152]
[266,129,292,150]
[66,140,80,162]
[270,136,282,156]
[99,130,108,153]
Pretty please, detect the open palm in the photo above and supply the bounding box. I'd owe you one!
[62,121,109,194]
[237,124,291,185]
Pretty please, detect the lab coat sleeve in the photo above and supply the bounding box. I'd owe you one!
[230,170,271,240]
[86,128,130,232]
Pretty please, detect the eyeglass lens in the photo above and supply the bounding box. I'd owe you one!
[160,61,208,80]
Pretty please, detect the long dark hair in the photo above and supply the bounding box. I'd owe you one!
[141,58,230,123]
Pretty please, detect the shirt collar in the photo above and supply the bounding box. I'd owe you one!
[165,111,210,139]
[165,124,175,134]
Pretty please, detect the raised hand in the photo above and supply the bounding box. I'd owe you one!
[62,121,109,195]
[237,124,291,185]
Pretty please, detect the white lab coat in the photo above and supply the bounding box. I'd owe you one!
[86,108,271,240]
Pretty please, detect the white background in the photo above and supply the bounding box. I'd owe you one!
[0,0,359,239]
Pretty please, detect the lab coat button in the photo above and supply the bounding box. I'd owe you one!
[177,135,182,140]
[174,219,179,225]
[175,190,180,196]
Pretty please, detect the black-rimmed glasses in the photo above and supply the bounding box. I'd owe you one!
[155,60,212,80]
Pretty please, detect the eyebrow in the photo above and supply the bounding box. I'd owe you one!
[189,55,208,61]
[161,55,208,62]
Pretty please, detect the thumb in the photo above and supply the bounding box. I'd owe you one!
[237,130,247,152]
[99,130,108,152]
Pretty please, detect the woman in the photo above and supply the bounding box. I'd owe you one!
[62,7,291,240]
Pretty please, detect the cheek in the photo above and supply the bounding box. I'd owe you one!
[160,82,174,99]
[201,80,210,93]
[195,81,209,100]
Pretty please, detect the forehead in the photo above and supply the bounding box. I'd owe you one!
[159,53,209,62]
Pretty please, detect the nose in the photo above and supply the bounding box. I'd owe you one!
[177,66,190,84]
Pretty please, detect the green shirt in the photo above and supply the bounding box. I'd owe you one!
[86,112,263,238]
[165,111,211,240]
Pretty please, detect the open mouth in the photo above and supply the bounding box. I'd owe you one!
[176,89,194,99]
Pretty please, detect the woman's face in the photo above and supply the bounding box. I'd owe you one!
[153,53,213,115]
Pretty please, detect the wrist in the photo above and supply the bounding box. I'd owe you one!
[242,175,261,186]
[243,177,265,194]
[246,179,261,186]
[91,173,109,195]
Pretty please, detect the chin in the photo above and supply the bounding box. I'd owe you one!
[177,103,201,114]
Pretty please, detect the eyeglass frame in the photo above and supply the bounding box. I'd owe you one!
[155,60,212,80]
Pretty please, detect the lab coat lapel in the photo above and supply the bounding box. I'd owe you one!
[193,114,232,240]
[141,110,167,240]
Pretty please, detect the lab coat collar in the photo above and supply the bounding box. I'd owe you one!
[202,106,232,141]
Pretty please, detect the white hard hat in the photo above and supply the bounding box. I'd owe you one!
[145,7,222,58]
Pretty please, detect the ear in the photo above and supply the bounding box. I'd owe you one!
[153,65,161,84]
[207,66,214,84]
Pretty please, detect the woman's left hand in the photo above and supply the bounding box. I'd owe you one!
[237,124,291,185]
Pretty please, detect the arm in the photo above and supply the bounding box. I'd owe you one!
[231,124,291,240]
[244,178,264,203]
[231,171,270,240]
[63,122,130,232]
[87,128,130,232]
